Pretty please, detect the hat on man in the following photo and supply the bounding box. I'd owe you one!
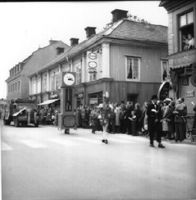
[151,94,158,100]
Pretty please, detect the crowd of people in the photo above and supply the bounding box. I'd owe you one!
[75,95,196,146]
[36,95,196,146]
[37,106,59,125]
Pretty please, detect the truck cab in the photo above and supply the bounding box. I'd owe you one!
[3,99,39,127]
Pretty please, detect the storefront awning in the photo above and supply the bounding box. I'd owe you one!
[171,63,192,69]
[38,99,59,106]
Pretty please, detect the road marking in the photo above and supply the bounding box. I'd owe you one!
[112,135,147,142]
[19,140,47,149]
[74,137,102,144]
[2,142,13,151]
[48,138,78,146]
[109,138,137,144]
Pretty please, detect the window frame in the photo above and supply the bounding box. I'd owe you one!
[178,9,195,52]
[125,56,141,82]
[161,59,169,82]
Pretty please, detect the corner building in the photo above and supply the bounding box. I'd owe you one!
[29,9,168,107]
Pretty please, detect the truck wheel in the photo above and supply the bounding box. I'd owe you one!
[14,119,19,127]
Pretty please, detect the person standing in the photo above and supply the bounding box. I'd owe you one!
[173,98,187,142]
[98,102,112,144]
[114,103,121,133]
[124,101,134,135]
[147,95,165,148]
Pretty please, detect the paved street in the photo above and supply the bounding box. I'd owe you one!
[1,122,196,200]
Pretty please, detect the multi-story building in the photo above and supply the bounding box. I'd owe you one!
[29,9,168,107]
[6,40,69,101]
[160,0,196,114]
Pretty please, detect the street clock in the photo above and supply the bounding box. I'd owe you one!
[63,73,75,86]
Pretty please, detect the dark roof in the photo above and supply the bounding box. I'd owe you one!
[30,19,168,76]
[109,19,167,44]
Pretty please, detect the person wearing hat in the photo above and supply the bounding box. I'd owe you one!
[147,94,165,148]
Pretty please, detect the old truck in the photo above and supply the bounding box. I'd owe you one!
[3,99,39,127]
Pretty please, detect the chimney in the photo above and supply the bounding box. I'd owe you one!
[70,38,79,46]
[49,40,58,45]
[85,27,96,39]
[111,9,128,23]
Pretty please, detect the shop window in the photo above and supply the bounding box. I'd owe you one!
[179,10,195,51]
[126,56,140,81]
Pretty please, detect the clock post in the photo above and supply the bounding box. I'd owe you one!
[58,72,76,134]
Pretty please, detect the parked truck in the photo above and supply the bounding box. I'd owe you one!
[3,98,39,127]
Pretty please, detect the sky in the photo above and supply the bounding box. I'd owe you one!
[0,1,168,99]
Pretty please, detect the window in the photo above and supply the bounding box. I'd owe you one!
[89,71,97,82]
[18,81,20,92]
[126,57,140,80]
[42,74,47,92]
[179,10,195,51]
[161,60,169,81]
[75,63,82,84]
[50,71,55,91]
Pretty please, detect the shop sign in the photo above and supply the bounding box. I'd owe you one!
[185,90,195,98]
[87,51,98,73]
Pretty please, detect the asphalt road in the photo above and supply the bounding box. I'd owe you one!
[1,122,196,200]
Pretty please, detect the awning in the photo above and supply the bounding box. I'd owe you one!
[171,63,192,69]
[38,99,59,106]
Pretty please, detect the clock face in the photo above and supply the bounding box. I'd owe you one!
[63,73,75,86]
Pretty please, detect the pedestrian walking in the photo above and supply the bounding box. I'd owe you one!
[114,103,121,133]
[90,106,99,134]
[147,95,165,148]
[98,102,112,144]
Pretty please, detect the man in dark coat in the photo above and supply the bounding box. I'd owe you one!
[147,95,165,148]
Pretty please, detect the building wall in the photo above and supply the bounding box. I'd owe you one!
[168,2,196,55]
[109,81,160,105]
[7,76,23,100]
[7,41,69,100]
[110,44,168,82]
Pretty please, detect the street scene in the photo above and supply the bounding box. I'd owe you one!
[0,1,196,200]
[1,122,196,200]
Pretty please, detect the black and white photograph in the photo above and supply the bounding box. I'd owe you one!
[0,1,196,200]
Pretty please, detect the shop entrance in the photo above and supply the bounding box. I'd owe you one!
[88,92,103,106]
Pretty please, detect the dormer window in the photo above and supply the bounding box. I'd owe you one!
[56,47,64,55]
